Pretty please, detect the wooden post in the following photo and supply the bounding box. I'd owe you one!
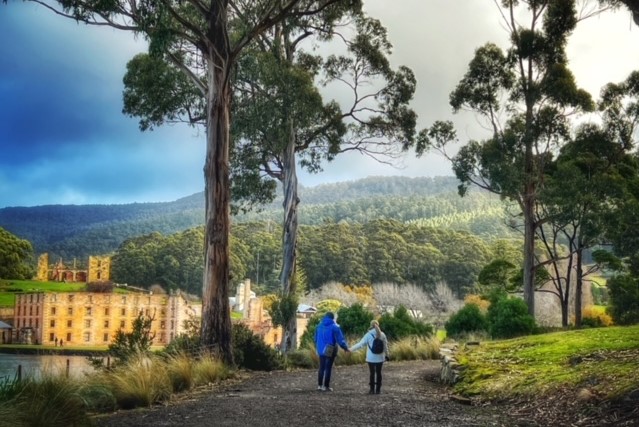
[66,359,70,378]
[17,365,22,382]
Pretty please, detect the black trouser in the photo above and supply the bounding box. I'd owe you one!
[318,355,336,387]
[368,362,383,392]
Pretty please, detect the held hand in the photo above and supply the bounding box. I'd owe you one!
[385,355,390,362]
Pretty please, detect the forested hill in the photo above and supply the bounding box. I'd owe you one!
[0,176,513,260]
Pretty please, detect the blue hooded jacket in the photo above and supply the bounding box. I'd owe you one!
[314,313,348,357]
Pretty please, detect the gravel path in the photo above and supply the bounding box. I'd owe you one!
[94,360,532,427]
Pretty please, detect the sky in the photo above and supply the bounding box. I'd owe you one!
[1,1,638,208]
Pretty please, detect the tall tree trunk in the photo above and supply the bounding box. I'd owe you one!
[279,122,299,353]
[522,152,536,317]
[200,5,234,366]
[575,237,584,328]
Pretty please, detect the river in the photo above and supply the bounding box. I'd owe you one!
[0,353,93,380]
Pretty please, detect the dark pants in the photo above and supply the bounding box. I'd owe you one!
[318,355,336,387]
[368,362,383,392]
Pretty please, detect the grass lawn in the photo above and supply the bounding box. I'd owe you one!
[0,279,130,307]
[454,325,639,400]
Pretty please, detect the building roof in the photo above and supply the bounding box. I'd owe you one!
[0,320,12,329]
[297,304,317,313]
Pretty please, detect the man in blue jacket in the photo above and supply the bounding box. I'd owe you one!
[315,312,349,391]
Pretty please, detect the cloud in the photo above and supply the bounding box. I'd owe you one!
[1,1,638,207]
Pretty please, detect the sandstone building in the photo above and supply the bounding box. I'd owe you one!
[13,290,200,347]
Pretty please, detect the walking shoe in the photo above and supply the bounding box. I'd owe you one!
[323,387,333,392]
[317,385,323,391]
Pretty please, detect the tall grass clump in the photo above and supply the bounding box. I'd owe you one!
[390,337,440,361]
[192,354,231,386]
[105,353,172,409]
[164,353,195,393]
[1,374,92,427]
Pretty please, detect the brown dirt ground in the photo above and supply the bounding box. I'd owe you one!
[92,360,638,427]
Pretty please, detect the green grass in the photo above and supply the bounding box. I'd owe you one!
[454,325,639,399]
[0,279,128,307]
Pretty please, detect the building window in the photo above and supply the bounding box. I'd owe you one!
[68,294,74,302]
[36,307,39,316]
[49,333,55,342]
[103,333,109,342]
[121,296,127,304]
[30,294,33,303]
[120,320,125,328]
[66,333,71,342]
[86,307,92,316]
[17,306,20,316]
[104,320,109,328]
[51,307,56,315]
[84,320,91,328]
[29,307,33,316]
[160,321,166,329]
[51,294,57,302]
[88,295,93,304]
[67,320,72,328]
[67,307,73,315]
[50,320,55,328]
[105,308,110,316]
[170,320,174,330]
[35,319,38,328]
[83,332,91,342]
[121,308,126,316]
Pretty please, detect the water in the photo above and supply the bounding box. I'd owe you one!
[0,354,93,381]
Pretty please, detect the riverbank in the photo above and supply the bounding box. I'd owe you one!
[0,344,106,356]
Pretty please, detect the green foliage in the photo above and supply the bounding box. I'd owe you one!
[379,305,433,341]
[267,293,298,329]
[336,303,374,337]
[108,312,155,364]
[299,315,321,350]
[445,303,488,338]
[232,323,282,371]
[0,227,34,280]
[607,274,639,325]
[487,296,536,339]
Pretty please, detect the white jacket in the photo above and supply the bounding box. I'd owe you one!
[350,329,389,363]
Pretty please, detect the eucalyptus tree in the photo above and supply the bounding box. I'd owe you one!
[0,227,34,280]
[121,3,415,351]
[14,0,353,363]
[231,12,417,351]
[418,1,599,316]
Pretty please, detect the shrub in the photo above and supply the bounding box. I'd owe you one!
[581,305,613,327]
[232,323,282,371]
[607,274,639,325]
[487,296,536,338]
[379,305,433,340]
[445,303,488,338]
[336,303,374,337]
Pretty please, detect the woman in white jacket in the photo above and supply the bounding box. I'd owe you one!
[350,320,390,394]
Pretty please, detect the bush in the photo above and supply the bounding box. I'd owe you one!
[607,274,639,325]
[336,303,374,337]
[581,305,613,327]
[487,296,536,338]
[232,323,282,371]
[299,315,321,350]
[445,303,488,338]
[379,305,433,340]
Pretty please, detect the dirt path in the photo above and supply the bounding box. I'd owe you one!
[94,360,533,427]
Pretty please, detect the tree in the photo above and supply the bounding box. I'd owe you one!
[121,3,416,352]
[15,0,353,364]
[0,227,34,280]
[418,1,599,317]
